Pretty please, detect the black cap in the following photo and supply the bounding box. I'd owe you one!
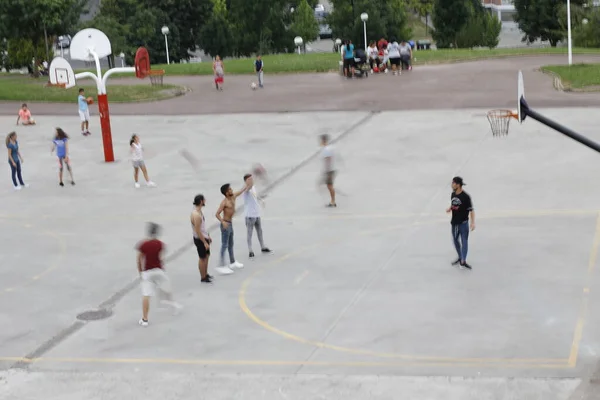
[452,176,466,186]
[193,194,205,205]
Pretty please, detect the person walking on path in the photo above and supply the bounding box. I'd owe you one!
[136,222,182,327]
[446,176,476,270]
[51,128,75,186]
[242,173,272,259]
[191,194,213,284]
[254,55,264,88]
[6,132,27,190]
[342,39,355,78]
[130,134,156,188]
[320,134,337,207]
[215,182,249,275]
[213,55,225,91]
[77,88,91,136]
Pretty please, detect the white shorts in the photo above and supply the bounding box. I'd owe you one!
[79,110,90,122]
[141,268,171,297]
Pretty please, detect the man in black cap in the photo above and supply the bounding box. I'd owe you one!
[446,176,475,270]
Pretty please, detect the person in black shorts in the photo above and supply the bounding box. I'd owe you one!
[191,194,213,283]
[446,176,476,270]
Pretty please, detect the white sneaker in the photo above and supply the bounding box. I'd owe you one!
[216,266,234,275]
[146,181,156,187]
[135,182,141,189]
[138,318,148,327]
[14,185,22,191]
[161,300,183,315]
[230,261,244,269]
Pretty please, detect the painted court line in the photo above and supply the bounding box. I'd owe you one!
[293,271,309,285]
[239,210,600,367]
[0,356,570,369]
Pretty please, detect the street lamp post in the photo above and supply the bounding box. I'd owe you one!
[59,36,64,58]
[119,52,125,67]
[360,13,369,52]
[161,26,170,64]
[294,36,303,55]
[335,38,342,53]
[566,0,572,65]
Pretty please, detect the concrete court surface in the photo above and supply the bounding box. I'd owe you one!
[3,107,600,399]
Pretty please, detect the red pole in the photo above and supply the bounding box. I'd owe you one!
[97,94,115,162]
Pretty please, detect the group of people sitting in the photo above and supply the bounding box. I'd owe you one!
[341,37,413,78]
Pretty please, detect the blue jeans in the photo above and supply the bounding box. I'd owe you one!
[9,160,24,187]
[452,221,469,262]
[220,222,235,266]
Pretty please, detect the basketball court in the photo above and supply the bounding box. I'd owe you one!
[3,84,600,398]
[1,26,600,397]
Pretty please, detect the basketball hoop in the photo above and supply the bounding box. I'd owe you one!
[487,109,518,137]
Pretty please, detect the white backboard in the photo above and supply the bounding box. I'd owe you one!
[49,57,76,88]
[518,70,525,123]
[70,28,112,61]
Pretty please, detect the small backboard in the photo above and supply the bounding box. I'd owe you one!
[518,70,525,123]
[70,28,112,62]
[135,47,151,79]
[49,57,76,88]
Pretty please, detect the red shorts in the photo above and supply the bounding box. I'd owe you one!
[215,76,224,83]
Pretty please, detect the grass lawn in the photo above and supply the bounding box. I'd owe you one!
[72,47,600,76]
[541,63,600,90]
[0,75,185,102]
[409,15,432,41]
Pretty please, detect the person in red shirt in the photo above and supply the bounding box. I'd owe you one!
[136,222,181,326]
[377,37,388,51]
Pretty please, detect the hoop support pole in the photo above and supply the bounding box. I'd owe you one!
[525,106,600,154]
[98,94,115,162]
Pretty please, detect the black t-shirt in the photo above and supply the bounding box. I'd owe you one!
[450,190,473,225]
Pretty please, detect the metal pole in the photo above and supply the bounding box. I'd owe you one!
[525,107,600,154]
[43,24,50,63]
[164,34,170,64]
[567,0,572,65]
[363,21,367,51]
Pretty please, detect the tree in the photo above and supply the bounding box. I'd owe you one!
[328,0,411,47]
[514,0,585,47]
[228,0,292,55]
[408,0,433,36]
[0,0,84,69]
[431,0,469,48]
[454,0,501,49]
[573,7,600,48]
[198,0,235,58]
[291,0,319,50]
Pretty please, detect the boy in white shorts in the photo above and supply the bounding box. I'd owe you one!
[136,223,181,326]
[77,88,91,136]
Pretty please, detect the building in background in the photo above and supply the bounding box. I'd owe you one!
[482,0,516,24]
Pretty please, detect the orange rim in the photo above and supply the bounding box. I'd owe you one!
[47,83,66,88]
[487,109,518,120]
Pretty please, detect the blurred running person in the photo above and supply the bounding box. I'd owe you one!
[77,88,90,136]
[51,128,75,186]
[130,134,156,188]
[136,222,182,327]
[6,132,27,190]
[215,182,249,274]
[446,176,476,270]
[191,194,213,283]
[320,134,336,207]
[242,173,272,258]
[387,37,401,75]
[16,103,36,125]
[213,55,225,91]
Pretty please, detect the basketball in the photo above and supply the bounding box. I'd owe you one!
[251,82,257,90]
[86,97,94,105]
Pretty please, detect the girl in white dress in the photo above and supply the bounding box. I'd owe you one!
[130,134,156,188]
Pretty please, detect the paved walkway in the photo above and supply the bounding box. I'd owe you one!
[1,55,600,116]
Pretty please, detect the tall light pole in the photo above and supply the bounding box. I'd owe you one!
[567,0,572,65]
[360,13,368,52]
[294,36,303,55]
[161,26,170,64]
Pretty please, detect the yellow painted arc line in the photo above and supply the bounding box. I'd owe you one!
[238,219,573,364]
[0,356,570,369]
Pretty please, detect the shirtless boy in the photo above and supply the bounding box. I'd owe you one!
[191,194,213,283]
[215,182,249,274]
